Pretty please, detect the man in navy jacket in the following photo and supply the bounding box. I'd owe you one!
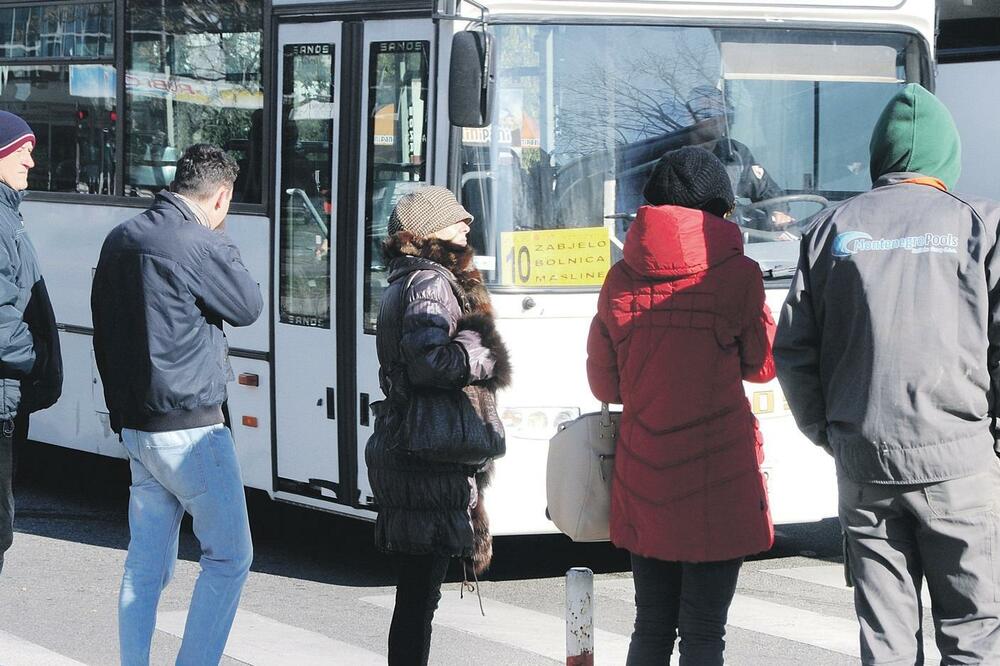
[92,144,262,665]
[0,111,62,575]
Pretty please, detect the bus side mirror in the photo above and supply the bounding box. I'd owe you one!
[449,30,496,128]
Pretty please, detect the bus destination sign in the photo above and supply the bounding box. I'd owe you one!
[499,227,611,287]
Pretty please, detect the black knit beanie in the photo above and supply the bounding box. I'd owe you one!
[642,145,735,217]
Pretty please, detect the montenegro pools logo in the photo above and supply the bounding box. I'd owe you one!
[832,230,959,258]
[831,231,872,258]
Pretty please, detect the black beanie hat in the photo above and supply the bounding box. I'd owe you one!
[0,111,34,160]
[642,145,735,217]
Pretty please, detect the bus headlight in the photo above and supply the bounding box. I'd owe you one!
[501,407,581,440]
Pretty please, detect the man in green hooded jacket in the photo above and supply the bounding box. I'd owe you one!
[775,84,1000,663]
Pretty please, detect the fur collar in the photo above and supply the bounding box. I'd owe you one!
[383,232,492,316]
[384,232,510,390]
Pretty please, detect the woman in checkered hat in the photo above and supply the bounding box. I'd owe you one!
[365,185,511,666]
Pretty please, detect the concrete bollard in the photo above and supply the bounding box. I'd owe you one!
[566,567,595,666]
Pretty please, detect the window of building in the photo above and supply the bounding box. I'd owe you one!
[0,2,115,195]
[0,3,113,59]
[125,0,264,202]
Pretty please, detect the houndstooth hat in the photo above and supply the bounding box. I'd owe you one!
[387,186,473,237]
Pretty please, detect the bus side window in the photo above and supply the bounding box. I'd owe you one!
[277,42,335,329]
[125,0,264,201]
[0,2,116,195]
[362,41,431,333]
[461,167,492,255]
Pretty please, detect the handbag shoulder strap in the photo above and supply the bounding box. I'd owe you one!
[397,270,419,331]
[383,271,419,400]
[599,402,617,440]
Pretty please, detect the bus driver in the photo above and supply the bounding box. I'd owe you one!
[686,85,794,231]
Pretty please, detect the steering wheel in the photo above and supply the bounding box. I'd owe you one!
[735,193,831,234]
[744,193,830,219]
[747,193,830,212]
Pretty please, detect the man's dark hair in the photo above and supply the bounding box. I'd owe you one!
[170,144,239,199]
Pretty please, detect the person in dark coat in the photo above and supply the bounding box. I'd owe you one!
[92,144,262,665]
[776,84,1000,664]
[365,186,511,666]
[686,85,791,230]
[587,146,776,665]
[0,110,62,575]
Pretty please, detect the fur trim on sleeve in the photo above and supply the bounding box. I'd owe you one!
[457,313,512,390]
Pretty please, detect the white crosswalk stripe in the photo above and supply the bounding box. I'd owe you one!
[360,566,955,664]
[601,577,867,656]
[361,591,630,664]
[599,566,941,662]
[155,608,385,666]
[0,628,88,666]
[123,563,952,665]
[762,564,937,659]
[764,563,932,605]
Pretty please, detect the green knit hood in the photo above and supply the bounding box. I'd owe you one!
[869,84,961,189]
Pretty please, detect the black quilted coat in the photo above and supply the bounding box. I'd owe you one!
[365,233,511,573]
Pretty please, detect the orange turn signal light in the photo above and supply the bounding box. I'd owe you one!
[242,415,258,428]
[238,373,259,387]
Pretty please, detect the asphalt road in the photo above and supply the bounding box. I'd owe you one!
[0,442,893,665]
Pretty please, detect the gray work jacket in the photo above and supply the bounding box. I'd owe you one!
[775,173,1000,483]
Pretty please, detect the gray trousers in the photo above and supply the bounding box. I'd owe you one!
[839,465,1000,665]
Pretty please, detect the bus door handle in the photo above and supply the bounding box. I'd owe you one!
[360,393,370,427]
[326,387,335,420]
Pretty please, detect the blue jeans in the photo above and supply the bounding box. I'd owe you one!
[118,424,253,666]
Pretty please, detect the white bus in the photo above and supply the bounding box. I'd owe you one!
[10,0,933,535]
[935,1,1000,201]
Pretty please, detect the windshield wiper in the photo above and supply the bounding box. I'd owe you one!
[762,265,798,280]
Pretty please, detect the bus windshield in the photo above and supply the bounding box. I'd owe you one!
[459,25,925,288]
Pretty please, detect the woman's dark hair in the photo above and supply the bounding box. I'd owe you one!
[171,144,239,199]
[699,198,730,218]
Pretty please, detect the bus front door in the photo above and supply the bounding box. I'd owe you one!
[273,21,344,503]
[354,20,436,507]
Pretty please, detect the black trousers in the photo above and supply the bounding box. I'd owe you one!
[388,553,451,666]
[0,412,26,575]
[626,553,743,666]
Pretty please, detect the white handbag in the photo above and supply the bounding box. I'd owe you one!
[546,403,620,542]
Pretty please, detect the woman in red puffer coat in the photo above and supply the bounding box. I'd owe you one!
[587,146,776,666]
